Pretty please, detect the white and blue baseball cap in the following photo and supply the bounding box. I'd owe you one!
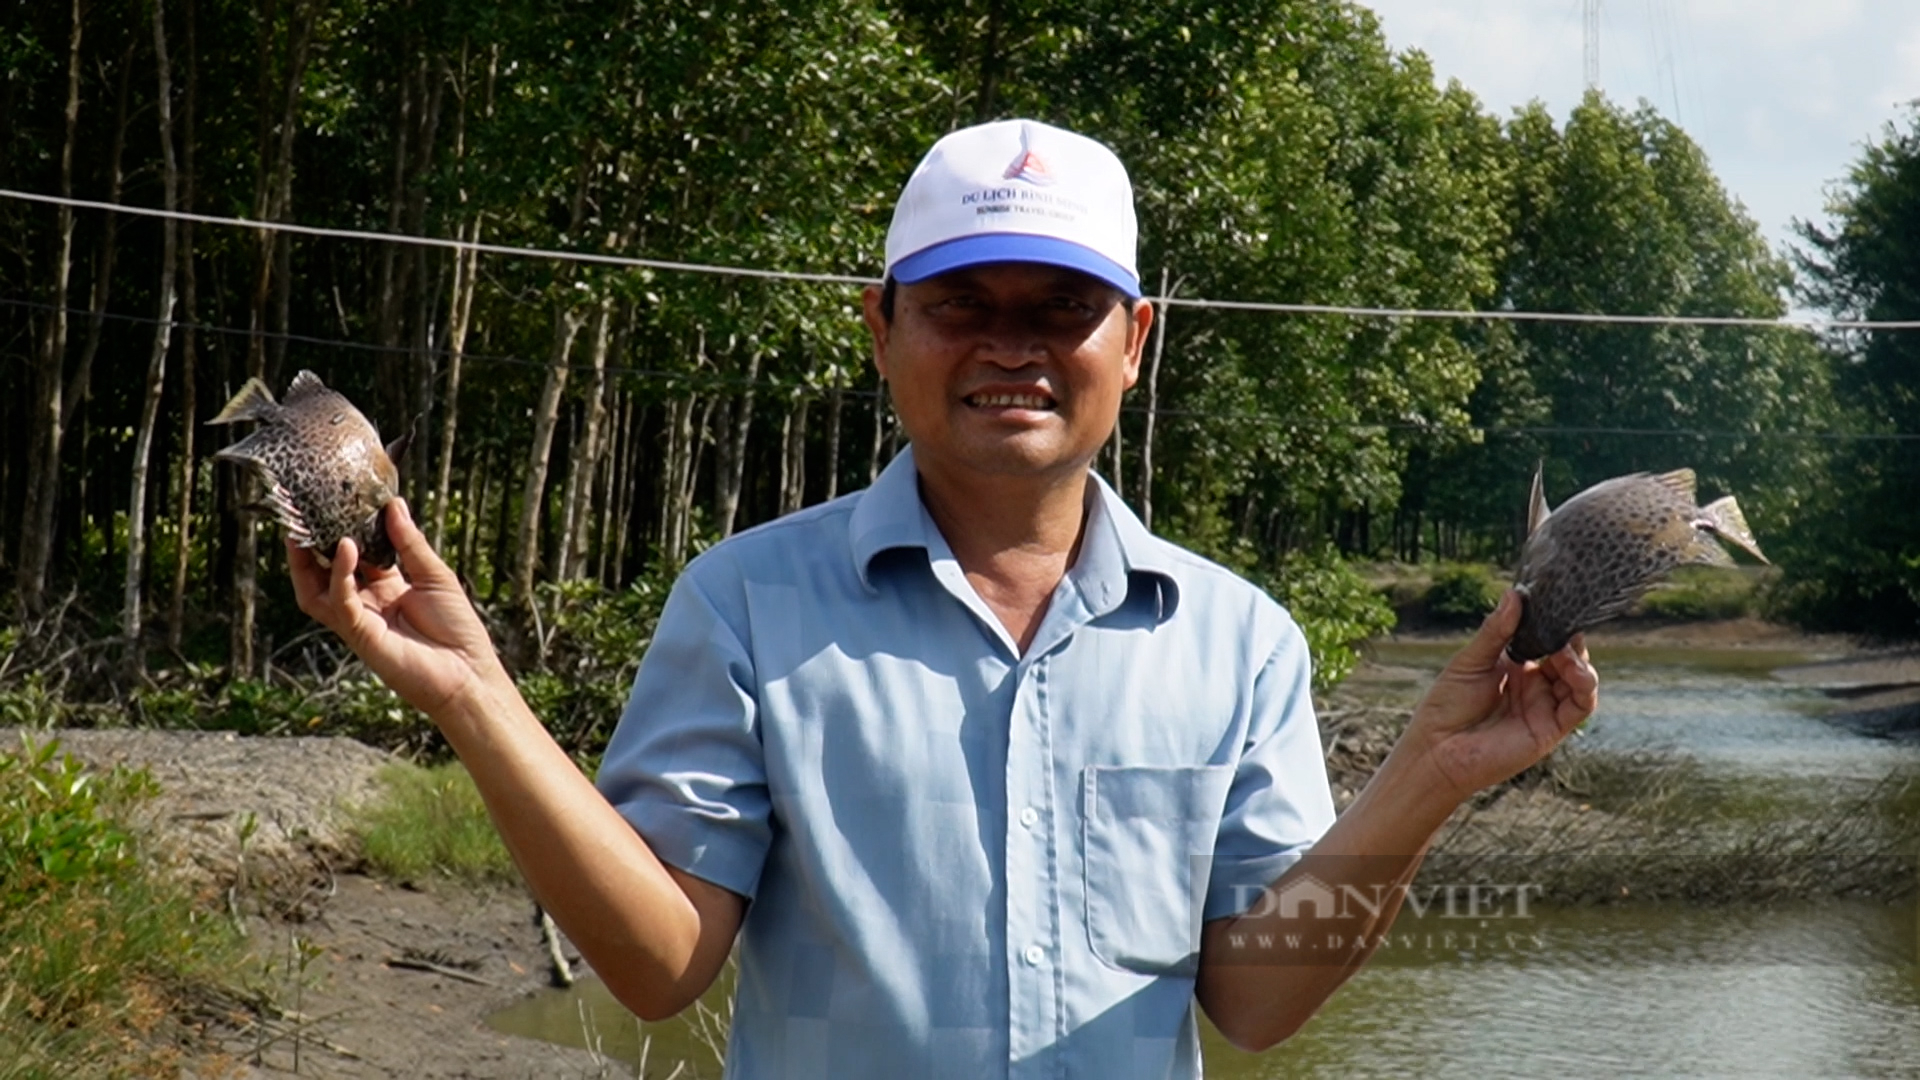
[884,119,1141,298]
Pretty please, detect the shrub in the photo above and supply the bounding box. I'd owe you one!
[1261,547,1397,692]
[1426,563,1507,622]
[0,736,242,1076]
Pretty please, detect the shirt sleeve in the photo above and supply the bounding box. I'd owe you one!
[1203,615,1337,921]
[595,559,772,899]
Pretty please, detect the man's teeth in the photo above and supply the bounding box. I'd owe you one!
[971,393,1052,409]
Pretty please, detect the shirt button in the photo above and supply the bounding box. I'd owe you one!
[1023,945,1045,966]
[1019,807,1039,828]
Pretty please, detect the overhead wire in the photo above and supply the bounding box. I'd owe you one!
[4,186,1919,331]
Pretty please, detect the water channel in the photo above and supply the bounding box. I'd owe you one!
[490,642,1920,1077]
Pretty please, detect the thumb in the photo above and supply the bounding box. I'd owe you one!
[1451,589,1521,671]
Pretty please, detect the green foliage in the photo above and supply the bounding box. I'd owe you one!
[1261,547,1397,692]
[0,737,242,1077]
[1637,567,1759,621]
[1426,563,1506,622]
[1778,104,1920,634]
[351,762,517,886]
[517,573,671,754]
[0,737,149,902]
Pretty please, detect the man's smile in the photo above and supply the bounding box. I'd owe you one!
[966,391,1057,410]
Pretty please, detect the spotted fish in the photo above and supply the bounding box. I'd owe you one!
[1508,466,1767,661]
[209,370,408,569]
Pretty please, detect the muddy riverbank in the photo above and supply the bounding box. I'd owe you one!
[14,616,1907,1077]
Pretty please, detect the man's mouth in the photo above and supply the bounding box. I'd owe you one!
[966,392,1055,410]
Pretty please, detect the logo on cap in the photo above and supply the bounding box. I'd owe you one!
[1002,127,1056,186]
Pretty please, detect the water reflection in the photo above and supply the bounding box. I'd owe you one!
[1253,903,1920,1079]
[1370,640,1920,780]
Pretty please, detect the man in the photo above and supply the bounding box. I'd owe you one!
[291,119,1596,1077]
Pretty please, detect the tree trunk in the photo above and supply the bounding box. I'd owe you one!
[558,299,612,580]
[821,383,843,502]
[430,67,481,548]
[512,304,584,607]
[126,0,181,674]
[68,41,135,437]
[658,393,696,567]
[233,0,315,677]
[778,393,808,516]
[599,391,632,586]
[712,350,760,538]
[1140,270,1173,530]
[18,0,85,613]
[457,448,487,585]
[167,0,201,654]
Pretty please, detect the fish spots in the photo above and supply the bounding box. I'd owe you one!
[1509,468,1765,661]
[209,371,402,569]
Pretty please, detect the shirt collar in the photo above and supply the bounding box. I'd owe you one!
[850,445,1181,619]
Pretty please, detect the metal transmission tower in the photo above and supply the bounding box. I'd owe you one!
[1584,0,1601,89]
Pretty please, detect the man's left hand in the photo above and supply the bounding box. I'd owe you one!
[1399,588,1599,803]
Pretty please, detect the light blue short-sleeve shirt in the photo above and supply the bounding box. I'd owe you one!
[596,447,1336,1079]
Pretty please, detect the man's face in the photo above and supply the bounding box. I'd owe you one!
[862,262,1152,483]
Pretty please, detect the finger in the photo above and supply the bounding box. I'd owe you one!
[1548,637,1599,701]
[329,536,367,633]
[384,498,457,587]
[288,538,328,614]
[1451,589,1523,671]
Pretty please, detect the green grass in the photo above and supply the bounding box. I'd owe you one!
[0,736,245,1079]
[351,762,519,885]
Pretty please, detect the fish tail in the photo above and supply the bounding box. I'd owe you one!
[1698,496,1769,564]
[208,377,278,425]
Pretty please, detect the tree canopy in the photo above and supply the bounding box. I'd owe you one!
[0,0,1858,701]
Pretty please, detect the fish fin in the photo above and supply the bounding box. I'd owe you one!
[266,483,315,546]
[212,432,272,467]
[208,377,277,425]
[283,370,330,404]
[1651,468,1698,501]
[1697,495,1769,564]
[385,414,419,470]
[1526,461,1550,536]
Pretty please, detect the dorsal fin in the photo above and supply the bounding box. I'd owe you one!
[1651,468,1698,501]
[283,369,330,403]
[207,377,278,425]
[1526,461,1550,536]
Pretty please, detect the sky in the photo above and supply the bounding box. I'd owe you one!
[1359,0,1920,263]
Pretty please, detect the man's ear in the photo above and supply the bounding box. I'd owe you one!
[1122,300,1153,390]
[861,284,892,380]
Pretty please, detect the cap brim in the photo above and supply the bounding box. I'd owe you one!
[890,235,1142,298]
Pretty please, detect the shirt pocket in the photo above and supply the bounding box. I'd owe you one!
[1082,764,1234,976]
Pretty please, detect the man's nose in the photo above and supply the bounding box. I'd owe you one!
[971,308,1050,362]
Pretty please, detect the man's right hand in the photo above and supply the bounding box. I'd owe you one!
[288,497,507,721]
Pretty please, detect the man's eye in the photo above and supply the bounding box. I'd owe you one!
[1037,298,1098,326]
[928,296,975,312]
